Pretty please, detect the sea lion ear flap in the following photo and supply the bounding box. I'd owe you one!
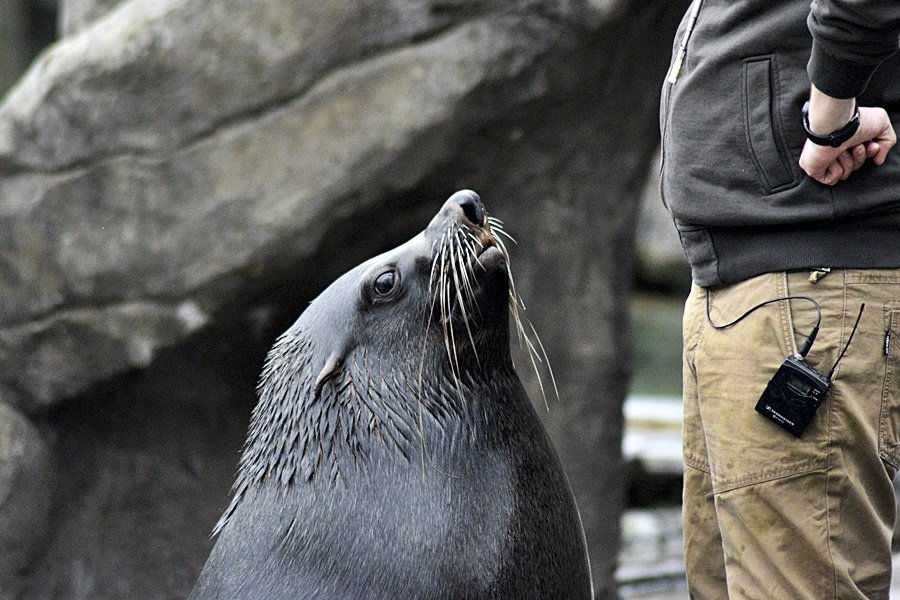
[314,351,344,399]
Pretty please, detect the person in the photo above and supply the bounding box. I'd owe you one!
[660,0,899,597]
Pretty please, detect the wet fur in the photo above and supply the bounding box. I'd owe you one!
[190,195,592,599]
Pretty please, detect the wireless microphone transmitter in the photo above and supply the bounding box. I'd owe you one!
[755,355,830,437]
[705,288,865,439]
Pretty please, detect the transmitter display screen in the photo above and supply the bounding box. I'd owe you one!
[786,375,812,396]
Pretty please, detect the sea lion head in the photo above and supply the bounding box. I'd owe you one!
[297,188,513,394]
[216,191,525,524]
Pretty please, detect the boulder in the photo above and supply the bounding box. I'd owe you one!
[1,0,581,413]
[0,402,55,600]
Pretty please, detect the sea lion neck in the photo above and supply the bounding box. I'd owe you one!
[212,324,520,535]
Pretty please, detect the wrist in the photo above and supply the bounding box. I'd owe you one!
[806,86,855,136]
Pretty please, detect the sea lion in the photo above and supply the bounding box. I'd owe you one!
[189,190,592,599]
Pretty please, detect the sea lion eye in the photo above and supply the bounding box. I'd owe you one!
[373,270,397,297]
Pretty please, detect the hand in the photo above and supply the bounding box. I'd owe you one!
[799,105,897,186]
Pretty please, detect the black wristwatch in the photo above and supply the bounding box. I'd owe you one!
[801,101,860,147]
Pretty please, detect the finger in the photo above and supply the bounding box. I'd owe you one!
[822,162,844,186]
[799,145,818,178]
[836,151,854,179]
[873,133,895,165]
[799,141,836,179]
[874,142,890,165]
[866,141,880,159]
[851,144,867,169]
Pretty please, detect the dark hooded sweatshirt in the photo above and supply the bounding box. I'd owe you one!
[660,0,900,287]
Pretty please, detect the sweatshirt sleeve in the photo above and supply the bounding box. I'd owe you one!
[807,0,900,98]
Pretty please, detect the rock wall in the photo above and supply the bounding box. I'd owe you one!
[0,1,687,598]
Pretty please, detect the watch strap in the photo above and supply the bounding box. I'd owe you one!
[802,101,860,148]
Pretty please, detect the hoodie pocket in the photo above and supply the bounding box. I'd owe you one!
[742,57,796,192]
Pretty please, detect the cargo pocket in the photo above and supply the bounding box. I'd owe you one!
[742,57,795,192]
[880,309,900,469]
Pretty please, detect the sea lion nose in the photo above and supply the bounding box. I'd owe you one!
[448,189,485,227]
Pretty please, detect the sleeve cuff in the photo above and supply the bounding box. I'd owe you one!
[807,40,879,99]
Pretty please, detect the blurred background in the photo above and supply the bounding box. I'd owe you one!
[1,1,694,599]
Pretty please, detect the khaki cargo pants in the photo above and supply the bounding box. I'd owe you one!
[682,270,900,599]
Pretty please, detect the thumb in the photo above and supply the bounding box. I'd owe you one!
[848,107,896,165]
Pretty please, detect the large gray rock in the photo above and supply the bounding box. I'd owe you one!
[0,0,576,413]
[0,402,55,600]
[0,0,688,597]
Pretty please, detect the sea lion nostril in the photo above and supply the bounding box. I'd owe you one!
[461,200,483,227]
[448,189,485,226]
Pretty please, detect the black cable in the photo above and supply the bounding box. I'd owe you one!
[705,289,823,358]
[826,303,865,380]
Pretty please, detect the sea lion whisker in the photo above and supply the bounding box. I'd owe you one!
[490,234,522,304]
[487,218,516,246]
[454,229,480,314]
[510,306,550,411]
[527,319,560,404]
[462,234,484,320]
[508,290,527,348]
[519,323,544,366]
[460,255,480,320]
[450,234,470,310]
[428,230,449,291]
[426,233,449,329]
[492,225,518,245]
[450,233,480,365]
[439,264,453,354]
[425,232,448,330]
[444,276,463,385]
[516,291,528,312]
[436,239,464,397]
[422,233,449,403]
[444,254,468,401]
[438,230,453,320]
